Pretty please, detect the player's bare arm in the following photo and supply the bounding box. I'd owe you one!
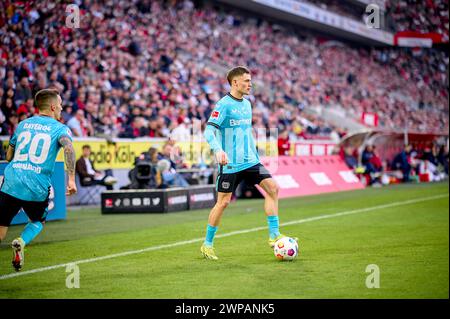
[59,136,77,196]
[5,145,15,162]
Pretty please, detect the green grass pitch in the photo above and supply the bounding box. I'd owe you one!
[0,182,448,299]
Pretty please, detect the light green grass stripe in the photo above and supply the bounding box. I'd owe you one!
[0,193,447,281]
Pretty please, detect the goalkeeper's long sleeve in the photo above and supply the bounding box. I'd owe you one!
[204,124,223,154]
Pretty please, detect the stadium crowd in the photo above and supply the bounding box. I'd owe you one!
[299,0,449,40]
[0,0,448,146]
[386,0,449,39]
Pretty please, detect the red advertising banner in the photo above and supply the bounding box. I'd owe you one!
[258,156,365,198]
[361,112,379,127]
[394,31,447,47]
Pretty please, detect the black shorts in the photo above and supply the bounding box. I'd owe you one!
[0,191,49,227]
[216,163,272,193]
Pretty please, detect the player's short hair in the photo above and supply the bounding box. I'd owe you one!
[34,88,60,111]
[82,145,91,150]
[226,66,250,85]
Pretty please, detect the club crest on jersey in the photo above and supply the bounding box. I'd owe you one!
[222,181,230,189]
[212,111,220,119]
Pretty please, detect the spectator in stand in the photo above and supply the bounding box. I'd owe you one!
[362,145,375,170]
[369,147,383,185]
[361,145,383,185]
[278,130,291,156]
[18,109,28,122]
[125,146,163,189]
[61,105,73,124]
[1,98,16,120]
[392,145,413,182]
[14,77,32,106]
[95,116,119,139]
[158,143,177,170]
[170,117,192,143]
[134,146,161,166]
[119,116,148,138]
[438,145,449,175]
[157,142,189,187]
[0,108,6,136]
[5,112,18,137]
[75,145,118,190]
[67,109,91,137]
[0,143,5,160]
[342,146,358,169]
[16,98,35,118]
[419,145,444,181]
[421,145,440,167]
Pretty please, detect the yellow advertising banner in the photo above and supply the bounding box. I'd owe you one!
[62,140,167,169]
[1,138,278,170]
[64,139,217,170]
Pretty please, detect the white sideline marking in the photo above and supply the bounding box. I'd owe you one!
[0,194,447,280]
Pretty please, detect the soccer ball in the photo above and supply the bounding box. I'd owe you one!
[273,237,299,261]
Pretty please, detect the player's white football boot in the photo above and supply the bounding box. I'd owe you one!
[11,238,25,272]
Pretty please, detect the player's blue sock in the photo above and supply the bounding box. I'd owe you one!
[204,224,218,247]
[267,215,280,239]
[20,221,44,245]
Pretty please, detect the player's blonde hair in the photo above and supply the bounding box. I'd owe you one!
[34,88,60,111]
[226,66,250,85]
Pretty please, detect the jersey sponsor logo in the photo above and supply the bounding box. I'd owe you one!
[211,111,220,119]
[230,118,251,126]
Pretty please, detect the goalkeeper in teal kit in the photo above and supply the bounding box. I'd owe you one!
[201,66,297,260]
[0,89,77,271]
